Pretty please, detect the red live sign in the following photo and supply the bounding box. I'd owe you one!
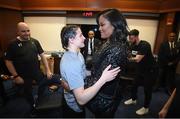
[82,12,93,17]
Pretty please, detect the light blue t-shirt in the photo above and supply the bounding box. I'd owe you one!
[60,51,86,112]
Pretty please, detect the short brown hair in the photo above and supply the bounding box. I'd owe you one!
[129,29,139,36]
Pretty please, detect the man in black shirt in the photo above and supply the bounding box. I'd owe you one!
[4,22,52,107]
[124,29,156,115]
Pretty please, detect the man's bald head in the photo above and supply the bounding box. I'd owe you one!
[88,30,95,39]
[17,22,30,40]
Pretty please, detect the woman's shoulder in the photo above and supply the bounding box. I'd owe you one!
[95,42,127,59]
[108,42,127,52]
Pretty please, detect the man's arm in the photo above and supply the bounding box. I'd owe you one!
[159,88,176,118]
[39,53,52,79]
[129,54,144,63]
[73,65,120,105]
[5,60,24,84]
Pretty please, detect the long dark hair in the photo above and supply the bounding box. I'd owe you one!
[96,8,129,44]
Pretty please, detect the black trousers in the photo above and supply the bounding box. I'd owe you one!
[131,69,156,108]
[16,79,34,107]
[157,65,176,91]
[18,73,44,107]
[85,55,93,70]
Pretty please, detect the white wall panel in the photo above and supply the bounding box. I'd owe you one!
[24,17,158,51]
[24,17,66,51]
[67,17,96,24]
[127,19,158,50]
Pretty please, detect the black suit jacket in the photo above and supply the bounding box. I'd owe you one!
[158,41,180,67]
[81,38,102,60]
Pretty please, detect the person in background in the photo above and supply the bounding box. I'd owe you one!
[60,25,120,118]
[157,32,180,94]
[4,22,52,109]
[159,60,180,118]
[124,29,156,115]
[81,30,102,70]
[90,8,128,117]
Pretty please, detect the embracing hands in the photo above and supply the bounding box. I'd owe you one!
[100,65,121,83]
